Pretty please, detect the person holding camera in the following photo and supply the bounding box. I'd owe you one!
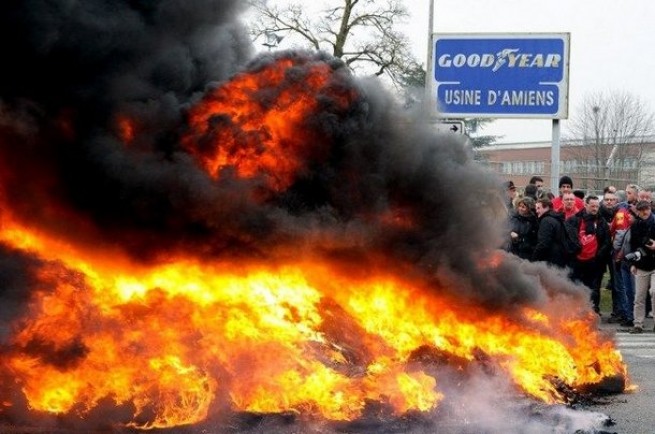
[626,200,655,333]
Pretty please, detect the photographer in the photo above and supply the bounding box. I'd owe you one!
[626,200,655,333]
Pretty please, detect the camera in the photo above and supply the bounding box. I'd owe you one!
[626,248,648,262]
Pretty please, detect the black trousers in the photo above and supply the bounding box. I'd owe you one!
[570,259,602,312]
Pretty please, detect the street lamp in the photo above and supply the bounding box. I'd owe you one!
[592,106,605,190]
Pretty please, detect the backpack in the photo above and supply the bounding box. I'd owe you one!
[560,219,582,256]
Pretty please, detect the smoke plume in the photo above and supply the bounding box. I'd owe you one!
[0,1,616,432]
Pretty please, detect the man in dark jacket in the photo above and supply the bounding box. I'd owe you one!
[626,200,655,333]
[532,197,568,267]
[552,175,584,212]
[599,190,623,322]
[506,197,538,260]
[600,189,618,224]
[566,195,612,314]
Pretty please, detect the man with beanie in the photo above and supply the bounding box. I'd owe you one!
[552,175,584,212]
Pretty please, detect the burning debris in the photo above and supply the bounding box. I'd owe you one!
[0,0,629,433]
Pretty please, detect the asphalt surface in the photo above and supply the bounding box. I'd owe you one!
[587,316,655,434]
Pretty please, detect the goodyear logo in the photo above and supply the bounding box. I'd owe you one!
[433,35,568,116]
[437,48,562,72]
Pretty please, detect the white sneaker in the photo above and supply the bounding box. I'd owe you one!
[648,312,653,318]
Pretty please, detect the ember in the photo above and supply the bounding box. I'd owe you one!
[0,1,629,433]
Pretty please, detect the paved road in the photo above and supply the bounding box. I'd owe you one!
[587,321,655,434]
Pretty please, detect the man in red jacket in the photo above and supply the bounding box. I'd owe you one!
[566,196,611,315]
[560,192,581,220]
[552,175,584,212]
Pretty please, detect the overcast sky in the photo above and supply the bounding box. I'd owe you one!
[402,0,655,143]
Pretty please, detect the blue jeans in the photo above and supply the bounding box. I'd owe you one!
[611,260,630,319]
[619,261,635,322]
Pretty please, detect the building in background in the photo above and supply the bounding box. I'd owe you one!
[476,136,655,194]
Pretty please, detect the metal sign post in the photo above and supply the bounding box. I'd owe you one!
[551,119,561,191]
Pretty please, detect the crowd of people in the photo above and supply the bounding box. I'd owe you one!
[503,175,655,334]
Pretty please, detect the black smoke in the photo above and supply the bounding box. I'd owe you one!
[0,0,252,252]
[0,0,610,431]
[0,0,590,312]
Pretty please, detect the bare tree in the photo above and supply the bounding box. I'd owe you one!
[562,90,655,191]
[248,0,421,89]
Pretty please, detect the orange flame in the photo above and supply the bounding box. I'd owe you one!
[181,57,356,193]
[116,115,136,144]
[0,219,629,429]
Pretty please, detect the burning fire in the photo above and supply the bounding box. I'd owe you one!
[0,54,629,431]
[116,115,136,145]
[182,56,357,193]
[0,215,627,429]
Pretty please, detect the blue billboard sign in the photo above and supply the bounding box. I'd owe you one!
[432,33,570,119]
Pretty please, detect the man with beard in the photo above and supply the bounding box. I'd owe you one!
[528,175,545,198]
[532,197,568,267]
[566,196,611,315]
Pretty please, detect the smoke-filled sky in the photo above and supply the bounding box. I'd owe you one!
[0,0,595,323]
[0,2,620,432]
